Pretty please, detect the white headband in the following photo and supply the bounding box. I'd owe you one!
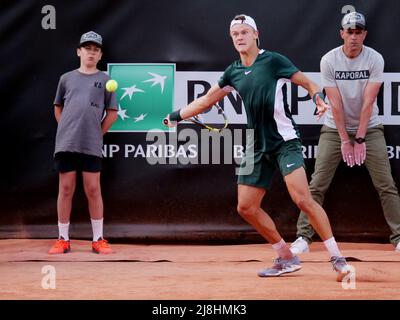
[230,15,258,31]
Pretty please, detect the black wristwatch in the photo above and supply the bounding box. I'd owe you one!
[355,137,366,144]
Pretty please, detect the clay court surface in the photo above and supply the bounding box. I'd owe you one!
[1,239,399,300]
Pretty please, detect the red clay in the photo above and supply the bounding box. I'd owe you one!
[0,240,399,299]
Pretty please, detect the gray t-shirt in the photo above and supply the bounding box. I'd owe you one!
[54,70,117,157]
[321,45,384,131]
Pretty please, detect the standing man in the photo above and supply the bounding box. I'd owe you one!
[291,12,400,254]
[164,14,352,281]
[49,31,118,254]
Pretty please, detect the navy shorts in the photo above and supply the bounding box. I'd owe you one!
[54,152,102,173]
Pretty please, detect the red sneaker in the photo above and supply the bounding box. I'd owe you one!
[92,238,113,254]
[49,237,71,254]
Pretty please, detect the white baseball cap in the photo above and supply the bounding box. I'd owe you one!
[230,14,259,46]
[230,14,258,31]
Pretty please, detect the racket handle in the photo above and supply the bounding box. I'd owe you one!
[163,118,169,125]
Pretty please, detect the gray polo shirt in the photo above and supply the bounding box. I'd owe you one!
[320,45,384,131]
[54,70,117,157]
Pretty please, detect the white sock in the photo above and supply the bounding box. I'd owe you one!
[91,218,104,241]
[324,237,342,258]
[58,221,70,241]
[272,239,293,259]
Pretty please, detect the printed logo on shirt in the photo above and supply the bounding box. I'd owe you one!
[335,70,370,80]
[107,63,175,132]
[94,81,102,88]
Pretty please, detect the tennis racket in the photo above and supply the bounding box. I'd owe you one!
[164,104,228,132]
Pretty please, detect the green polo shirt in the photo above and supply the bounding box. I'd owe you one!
[219,50,300,153]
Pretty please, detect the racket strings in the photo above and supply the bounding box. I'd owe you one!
[189,104,228,132]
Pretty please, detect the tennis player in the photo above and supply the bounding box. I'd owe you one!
[164,14,351,281]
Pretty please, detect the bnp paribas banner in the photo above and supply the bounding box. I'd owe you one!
[175,72,400,125]
[108,63,175,132]
[108,63,400,131]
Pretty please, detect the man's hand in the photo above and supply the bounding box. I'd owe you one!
[315,94,330,119]
[341,141,355,167]
[354,142,366,166]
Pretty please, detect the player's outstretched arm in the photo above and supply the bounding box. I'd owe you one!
[164,84,228,127]
[290,71,329,119]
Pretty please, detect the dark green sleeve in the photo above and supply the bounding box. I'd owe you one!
[218,64,233,89]
[272,52,299,79]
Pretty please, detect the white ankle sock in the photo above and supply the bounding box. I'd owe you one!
[323,237,342,258]
[272,239,293,259]
[58,221,70,241]
[91,218,104,241]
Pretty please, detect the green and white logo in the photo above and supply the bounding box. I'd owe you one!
[107,63,175,132]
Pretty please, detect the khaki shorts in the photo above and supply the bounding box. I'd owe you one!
[237,139,305,190]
